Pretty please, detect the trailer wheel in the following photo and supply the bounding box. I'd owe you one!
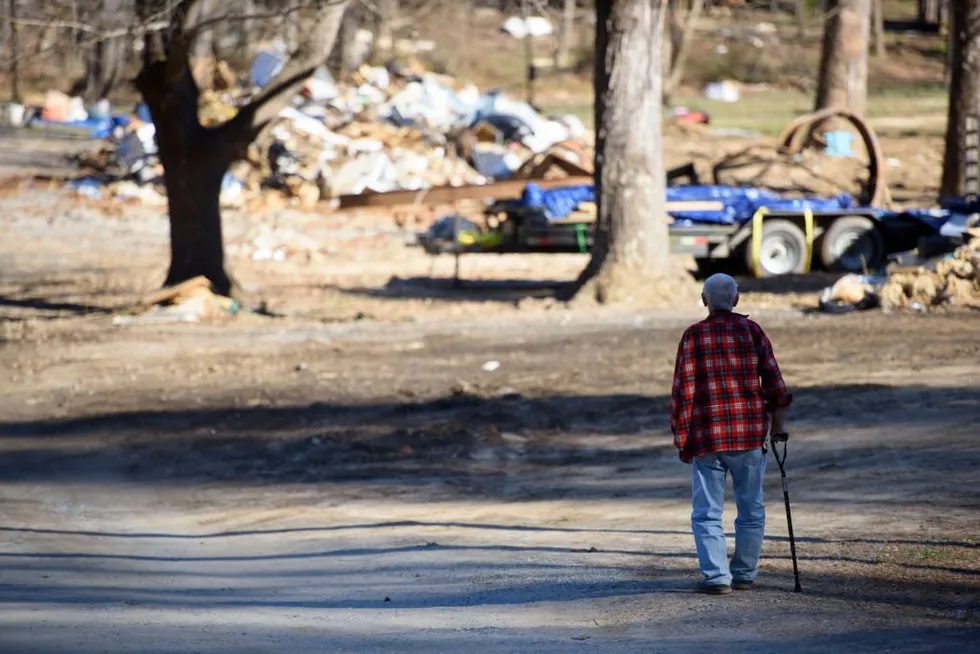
[743,219,808,277]
[819,216,885,272]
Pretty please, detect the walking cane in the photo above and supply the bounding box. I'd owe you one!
[770,432,802,592]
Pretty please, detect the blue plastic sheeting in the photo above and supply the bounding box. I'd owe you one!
[939,197,980,215]
[521,183,594,220]
[518,182,857,224]
[135,103,153,123]
[893,208,959,231]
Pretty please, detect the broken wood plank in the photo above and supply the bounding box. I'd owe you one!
[548,201,726,224]
[338,176,594,209]
[139,275,212,307]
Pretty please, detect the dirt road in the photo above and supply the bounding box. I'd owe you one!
[1,297,979,652]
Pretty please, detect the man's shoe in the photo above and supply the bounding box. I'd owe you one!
[731,580,754,591]
[696,583,733,595]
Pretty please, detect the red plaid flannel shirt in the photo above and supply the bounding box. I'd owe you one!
[670,311,792,463]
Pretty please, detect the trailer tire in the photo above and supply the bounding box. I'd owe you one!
[819,216,885,272]
[744,219,808,277]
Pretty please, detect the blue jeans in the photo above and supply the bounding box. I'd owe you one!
[691,448,767,586]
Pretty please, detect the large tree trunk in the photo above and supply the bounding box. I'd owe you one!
[137,60,235,294]
[134,0,348,298]
[940,0,980,199]
[815,0,871,115]
[563,0,669,304]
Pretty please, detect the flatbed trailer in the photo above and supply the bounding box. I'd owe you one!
[419,203,939,278]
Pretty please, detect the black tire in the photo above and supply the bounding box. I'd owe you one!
[819,216,885,272]
[743,219,808,277]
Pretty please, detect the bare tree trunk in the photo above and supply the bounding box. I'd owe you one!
[373,0,398,64]
[940,0,980,198]
[556,0,576,69]
[563,0,670,304]
[872,0,886,59]
[83,0,130,103]
[8,0,20,103]
[796,0,807,38]
[665,0,705,104]
[815,0,871,116]
[521,0,535,106]
[192,0,214,60]
[331,2,363,75]
[135,0,348,297]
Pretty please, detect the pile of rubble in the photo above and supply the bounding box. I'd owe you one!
[880,229,980,310]
[70,54,591,210]
[817,216,980,314]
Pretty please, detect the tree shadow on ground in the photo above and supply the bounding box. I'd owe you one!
[335,269,845,306]
[1,521,976,553]
[1,384,978,507]
[334,276,570,305]
[0,545,975,614]
[0,296,114,318]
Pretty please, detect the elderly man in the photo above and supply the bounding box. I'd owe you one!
[669,273,792,595]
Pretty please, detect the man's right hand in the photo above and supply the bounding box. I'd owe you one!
[770,408,787,437]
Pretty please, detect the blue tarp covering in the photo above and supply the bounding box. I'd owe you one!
[516,182,972,237]
[892,208,960,232]
[519,182,857,225]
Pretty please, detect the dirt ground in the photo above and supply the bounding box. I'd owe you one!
[1,185,979,652]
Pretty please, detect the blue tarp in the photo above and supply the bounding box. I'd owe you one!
[516,182,971,237]
[518,182,857,225]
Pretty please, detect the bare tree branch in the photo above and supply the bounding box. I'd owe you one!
[218,0,348,158]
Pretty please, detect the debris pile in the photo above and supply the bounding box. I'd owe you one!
[880,231,980,310]
[69,58,591,209]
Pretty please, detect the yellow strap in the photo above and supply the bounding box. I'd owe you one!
[803,207,814,273]
[751,206,769,279]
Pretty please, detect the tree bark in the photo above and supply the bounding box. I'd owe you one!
[814,0,871,116]
[563,0,670,304]
[940,0,980,199]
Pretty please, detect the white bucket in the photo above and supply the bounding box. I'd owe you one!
[6,103,25,127]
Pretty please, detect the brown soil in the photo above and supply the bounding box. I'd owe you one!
[1,185,979,650]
